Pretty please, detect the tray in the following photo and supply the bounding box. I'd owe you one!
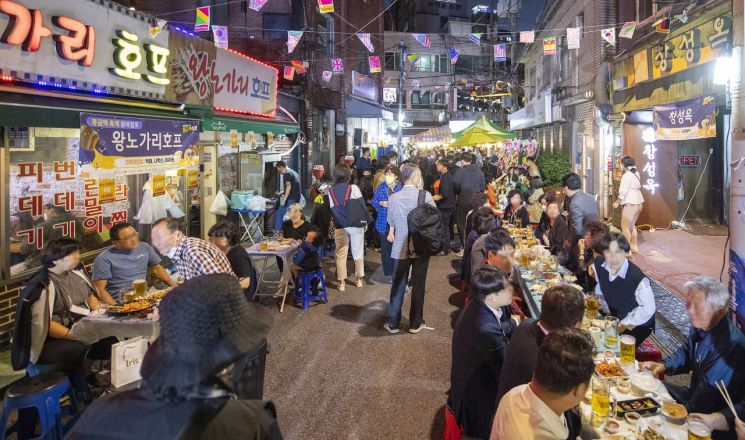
[615,397,661,416]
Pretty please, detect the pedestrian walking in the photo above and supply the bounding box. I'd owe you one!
[434,159,456,254]
[454,153,485,254]
[614,156,644,254]
[371,165,402,282]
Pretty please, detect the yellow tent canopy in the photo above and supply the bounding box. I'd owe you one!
[452,115,514,139]
[448,128,512,148]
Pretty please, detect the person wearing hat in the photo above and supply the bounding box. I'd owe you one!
[67,274,282,440]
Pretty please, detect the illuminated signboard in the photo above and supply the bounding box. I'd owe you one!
[0,0,170,100]
[641,127,659,194]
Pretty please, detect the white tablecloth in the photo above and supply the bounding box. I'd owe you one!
[69,309,159,345]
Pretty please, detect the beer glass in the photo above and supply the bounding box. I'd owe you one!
[585,293,600,319]
[588,326,602,348]
[620,334,636,364]
[591,376,611,423]
[604,316,619,349]
[133,279,147,297]
[687,418,712,440]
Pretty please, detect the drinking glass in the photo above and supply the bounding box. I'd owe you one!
[688,418,712,440]
[620,334,636,364]
[133,279,147,297]
[604,316,619,349]
[591,376,611,423]
[585,293,600,319]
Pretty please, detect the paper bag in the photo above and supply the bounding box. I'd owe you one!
[110,337,148,388]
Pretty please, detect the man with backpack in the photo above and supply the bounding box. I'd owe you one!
[384,163,442,334]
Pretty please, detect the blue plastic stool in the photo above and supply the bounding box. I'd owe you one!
[294,270,328,310]
[0,372,78,440]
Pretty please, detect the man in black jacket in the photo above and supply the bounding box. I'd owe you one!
[453,153,485,254]
[434,159,455,255]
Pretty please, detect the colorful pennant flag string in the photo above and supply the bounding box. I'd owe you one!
[493,44,506,62]
[368,56,381,73]
[212,25,228,48]
[249,0,269,11]
[356,33,375,52]
[449,48,460,65]
[318,0,334,14]
[619,22,637,39]
[322,70,333,82]
[332,58,344,73]
[566,27,580,49]
[287,30,303,53]
[543,37,557,55]
[601,28,616,46]
[407,53,421,64]
[195,6,210,32]
[467,33,482,45]
[291,60,306,74]
[654,17,670,34]
[519,31,535,43]
[283,66,295,81]
[412,33,430,48]
[149,19,167,38]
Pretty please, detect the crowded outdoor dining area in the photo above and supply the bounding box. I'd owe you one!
[1,0,745,439]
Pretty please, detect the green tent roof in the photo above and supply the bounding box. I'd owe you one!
[452,115,514,139]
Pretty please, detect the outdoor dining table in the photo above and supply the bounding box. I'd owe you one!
[68,308,159,345]
[235,207,269,245]
[245,240,300,313]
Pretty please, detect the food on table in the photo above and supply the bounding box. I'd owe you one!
[661,401,687,423]
[603,420,620,434]
[108,300,153,314]
[638,427,665,440]
[595,359,625,377]
[146,290,168,300]
[624,411,641,424]
[542,272,559,279]
[529,284,547,294]
[615,397,661,416]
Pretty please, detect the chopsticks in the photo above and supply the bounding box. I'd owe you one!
[716,380,742,423]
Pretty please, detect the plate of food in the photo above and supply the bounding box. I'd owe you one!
[595,359,627,378]
[145,289,168,301]
[108,300,154,315]
[529,283,548,294]
[615,397,661,416]
[542,272,560,279]
[660,401,687,423]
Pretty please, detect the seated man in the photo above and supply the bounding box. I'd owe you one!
[449,267,515,440]
[689,399,745,439]
[641,276,745,415]
[594,232,655,342]
[293,226,323,273]
[491,328,595,440]
[93,222,176,304]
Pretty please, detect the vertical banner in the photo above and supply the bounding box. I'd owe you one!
[494,43,506,62]
[543,37,557,55]
[368,56,381,73]
[653,95,717,140]
[152,174,166,196]
[195,6,210,32]
[318,0,334,14]
[566,27,580,49]
[212,25,229,49]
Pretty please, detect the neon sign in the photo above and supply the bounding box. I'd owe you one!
[111,30,170,85]
[0,0,95,66]
[641,127,659,194]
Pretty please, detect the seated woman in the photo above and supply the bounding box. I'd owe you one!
[208,221,257,300]
[281,203,312,240]
[577,220,610,292]
[526,177,545,225]
[594,232,655,343]
[462,212,500,287]
[463,192,493,242]
[540,200,569,258]
[12,238,106,394]
[503,189,530,227]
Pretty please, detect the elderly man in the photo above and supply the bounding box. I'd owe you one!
[151,217,234,281]
[641,276,745,415]
[384,163,436,334]
[93,222,176,305]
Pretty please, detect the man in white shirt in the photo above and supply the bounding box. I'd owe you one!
[593,232,656,342]
[491,329,595,440]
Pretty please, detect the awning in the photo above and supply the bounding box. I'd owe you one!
[346,96,388,118]
[203,114,300,134]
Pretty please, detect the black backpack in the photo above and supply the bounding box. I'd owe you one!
[407,190,446,257]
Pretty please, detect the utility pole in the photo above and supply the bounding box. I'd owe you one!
[509,11,518,113]
[397,39,406,157]
[729,0,745,327]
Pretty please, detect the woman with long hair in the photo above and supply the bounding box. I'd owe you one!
[614,156,644,254]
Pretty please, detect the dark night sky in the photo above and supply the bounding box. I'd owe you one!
[517,0,544,31]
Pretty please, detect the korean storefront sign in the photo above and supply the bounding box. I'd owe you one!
[213,49,278,116]
[653,95,717,140]
[165,31,217,106]
[79,113,200,177]
[0,0,170,99]
[612,11,731,91]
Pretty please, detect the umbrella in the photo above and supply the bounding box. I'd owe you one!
[452,115,514,139]
[448,128,511,148]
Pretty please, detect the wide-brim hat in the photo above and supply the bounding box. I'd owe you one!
[140,274,272,394]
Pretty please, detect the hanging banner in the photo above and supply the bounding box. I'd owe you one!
[449,48,460,64]
[519,31,535,43]
[357,33,374,52]
[412,33,430,48]
[249,0,269,11]
[601,28,616,46]
[322,70,333,82]
[368,56,381,73]
[332,58,344,73]
[494,44,506,62]
[543,37,556,55]
[566,27,580,49]
[152,174,166,197]
[653,95,717,140]
[318,0,334,14]
[287,30,303,53]
[79,113,200,177]
[291,60,306,73]
[283,66,295,80]
[195,6,210,32]
[619,22,637,39]
[467,33,482,45]
[212,25,229,49]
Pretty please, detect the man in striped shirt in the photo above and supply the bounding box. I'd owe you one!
[151,218,235,281]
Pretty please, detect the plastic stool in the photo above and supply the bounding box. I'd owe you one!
[25,363,54,378]
[0,372,78,440]
[294,270,328,310]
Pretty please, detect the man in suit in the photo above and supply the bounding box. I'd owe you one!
[448,267,516,440]
[434,159,456,255]
[454,153,485,254]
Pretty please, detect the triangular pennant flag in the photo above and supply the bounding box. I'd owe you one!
[412,33,430,48]
[543,37,557,55]
[283,66,295,81]
[368,56,381,73]
[149,19,167,38]
[654,17,670,34]
[331,58,343,73]
[493,44,506,62]
[356,33,375,52]
[449,48,460,65]
[212,25,228,49]
[249,0,269,11]
[407,53,421,64]
[318,0,334,14]
[412,80,420,89]
[519,31,535,43]
[619,22,637,39]
[195,6,210,32]
[287,30,303,53]
[467,33,482,45]
[322,70,333,82]
[601,28,616,46]
[291,60,306,74]
[566,27,580,49]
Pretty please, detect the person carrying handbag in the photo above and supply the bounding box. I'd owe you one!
[614,156,644,254]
